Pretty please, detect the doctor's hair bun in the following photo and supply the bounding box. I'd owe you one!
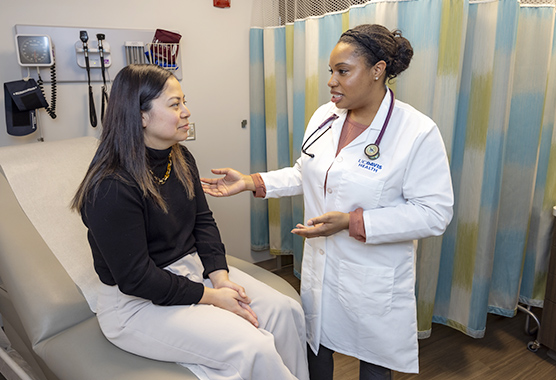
[390,30,413,78]
[339,24,414,82]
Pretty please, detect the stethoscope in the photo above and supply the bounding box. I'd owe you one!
[301,88,395,160]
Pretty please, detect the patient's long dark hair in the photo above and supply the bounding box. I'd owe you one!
[72,64,194,214]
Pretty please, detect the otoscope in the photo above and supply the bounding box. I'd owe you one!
[96,33,109,122]
[80,31,97,128]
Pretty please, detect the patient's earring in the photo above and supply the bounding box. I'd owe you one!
[375,77,379,81]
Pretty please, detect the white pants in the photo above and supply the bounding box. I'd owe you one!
[96,253,309,380]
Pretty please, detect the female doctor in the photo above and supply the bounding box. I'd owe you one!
[201,24,454,380]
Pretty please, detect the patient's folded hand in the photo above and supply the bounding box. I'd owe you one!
[201,286,259,328]
[204,270,259,327]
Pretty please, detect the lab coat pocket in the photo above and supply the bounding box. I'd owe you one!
[336,171,384,211]
[337,261,394,317]
[300,242,320,317]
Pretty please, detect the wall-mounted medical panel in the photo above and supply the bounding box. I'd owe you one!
[14,24,183,83]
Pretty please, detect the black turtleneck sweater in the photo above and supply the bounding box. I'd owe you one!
[82,145,228,306]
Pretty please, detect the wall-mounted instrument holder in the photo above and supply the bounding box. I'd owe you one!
[124,41,147,64]
[74,40,112,69]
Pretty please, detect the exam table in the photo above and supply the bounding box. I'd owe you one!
[0,136,300,380]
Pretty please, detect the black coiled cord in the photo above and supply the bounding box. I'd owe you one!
[37,63,57,119]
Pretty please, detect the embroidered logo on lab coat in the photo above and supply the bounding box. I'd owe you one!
[357,158,383,173]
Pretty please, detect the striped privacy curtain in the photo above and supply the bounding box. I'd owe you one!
[249,0,556,338]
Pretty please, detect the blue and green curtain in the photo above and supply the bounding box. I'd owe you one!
[250,0,556,338]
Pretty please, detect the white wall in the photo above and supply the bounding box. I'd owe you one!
[0,0,272,263]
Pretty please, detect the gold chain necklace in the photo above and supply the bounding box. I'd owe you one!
[150,151,173,185]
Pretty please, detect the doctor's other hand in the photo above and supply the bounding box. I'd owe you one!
[201,168,255,197]
[291,211,350,238]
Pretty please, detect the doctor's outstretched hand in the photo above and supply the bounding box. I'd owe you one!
[291,211,350,238]
[201,168,255,197]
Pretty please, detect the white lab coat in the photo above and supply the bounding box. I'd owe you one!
[260,90,454,373]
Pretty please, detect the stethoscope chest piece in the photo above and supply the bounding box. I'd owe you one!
[362,88,395,161]
[365,144,380,160]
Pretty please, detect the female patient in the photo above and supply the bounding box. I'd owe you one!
[71,64,308,380]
